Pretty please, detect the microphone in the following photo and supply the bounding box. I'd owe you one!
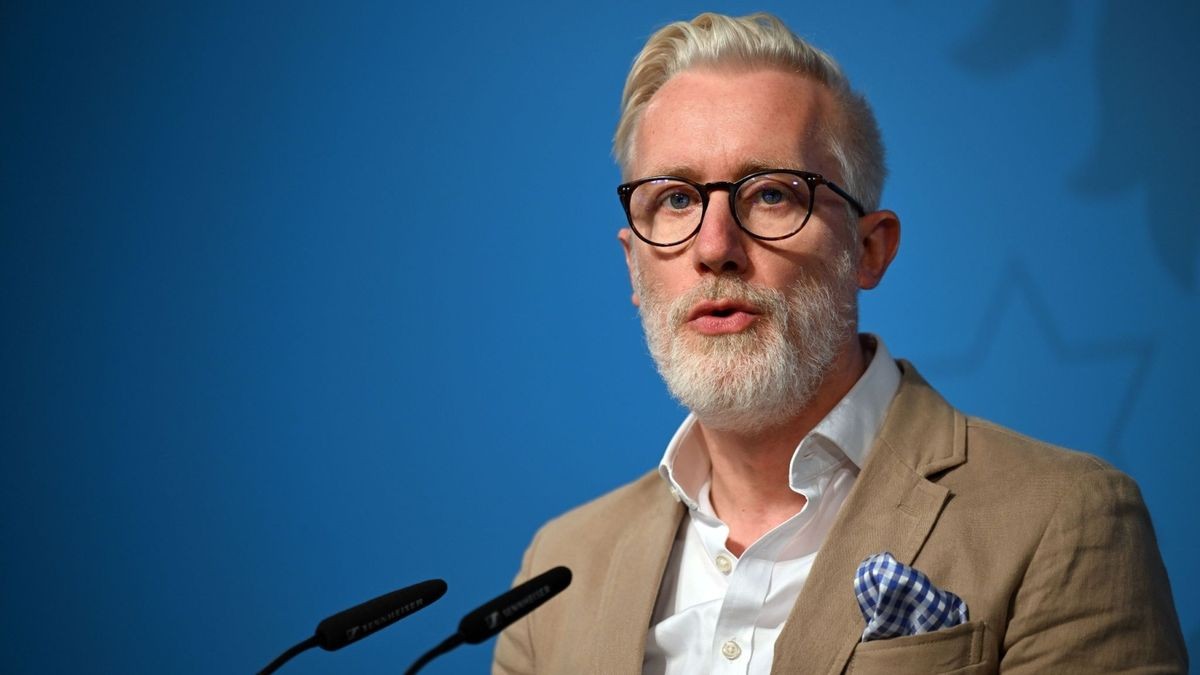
[459,565,573,644]
[259,578,448,674]
[403,566,572,675]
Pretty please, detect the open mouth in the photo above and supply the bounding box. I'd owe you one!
[686,300,760,334]
[687,299,759,320]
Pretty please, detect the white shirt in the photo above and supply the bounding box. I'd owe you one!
[643,336,902,675]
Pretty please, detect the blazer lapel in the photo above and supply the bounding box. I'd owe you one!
[589,480,685,674]
[771,362,968,675]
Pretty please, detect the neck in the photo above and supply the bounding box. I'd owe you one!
[698,334,869,555]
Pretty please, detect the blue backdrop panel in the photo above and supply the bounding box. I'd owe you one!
[2,1,1196,672]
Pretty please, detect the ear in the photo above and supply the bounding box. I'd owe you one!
[856,210,901,290]
[618,228,640,307]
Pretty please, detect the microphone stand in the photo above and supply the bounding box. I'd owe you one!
[259,635,319,675]
[403,633,465,675]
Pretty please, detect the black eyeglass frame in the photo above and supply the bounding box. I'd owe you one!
[616,169,867,247]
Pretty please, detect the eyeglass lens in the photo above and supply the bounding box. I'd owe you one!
[627,173,815,245]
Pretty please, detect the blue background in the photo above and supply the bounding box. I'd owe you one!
[2,1,1197,672]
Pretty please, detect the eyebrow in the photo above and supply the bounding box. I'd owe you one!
[639,157,808,182]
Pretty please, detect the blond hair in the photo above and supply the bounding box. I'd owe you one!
[614,12,886,213]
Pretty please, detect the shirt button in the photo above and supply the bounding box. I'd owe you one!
[721,639,742,660]
[714,554,733,574]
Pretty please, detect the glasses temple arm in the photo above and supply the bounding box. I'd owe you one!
[823,180,867,216]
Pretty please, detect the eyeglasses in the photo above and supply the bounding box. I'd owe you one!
[616,169,866,247]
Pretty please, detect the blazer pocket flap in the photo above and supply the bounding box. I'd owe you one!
[846,621,988,675]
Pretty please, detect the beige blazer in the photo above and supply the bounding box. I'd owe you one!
[494,362,1187,674]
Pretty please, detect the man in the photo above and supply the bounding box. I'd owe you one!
[495,12,1186,674]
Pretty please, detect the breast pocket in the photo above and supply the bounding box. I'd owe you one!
[845,621,993,675]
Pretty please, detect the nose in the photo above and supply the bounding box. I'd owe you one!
[693,191,749,275]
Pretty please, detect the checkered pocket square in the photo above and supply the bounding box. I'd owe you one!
[854,552,969,642]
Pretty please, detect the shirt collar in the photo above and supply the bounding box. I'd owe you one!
[658,334,901,510]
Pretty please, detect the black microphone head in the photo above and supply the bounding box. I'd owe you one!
[457,566,572,644]
[314,578,448,651]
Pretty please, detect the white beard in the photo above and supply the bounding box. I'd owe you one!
[633,250,857,434]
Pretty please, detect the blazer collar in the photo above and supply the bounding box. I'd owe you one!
[771,361,967,675]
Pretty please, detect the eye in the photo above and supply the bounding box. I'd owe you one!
[738,175,807,212]
[666,191,694,210]
[742,183,795,207]
[757,188,785,205]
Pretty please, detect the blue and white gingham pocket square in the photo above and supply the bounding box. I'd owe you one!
[854,552,969,642]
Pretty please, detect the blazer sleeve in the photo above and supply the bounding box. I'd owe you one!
[492,529,540,675]
[999,464,1187,673]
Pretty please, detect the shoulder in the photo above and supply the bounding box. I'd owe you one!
[954,415,1134,508]
[885,361,1125,494]
[881,363,1153,573]
[946,416,1152,547]
[532,470,670,547]
[955,416,1154,559]
[963,415,1114,476]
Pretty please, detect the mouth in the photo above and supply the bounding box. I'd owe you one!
[685,299,761,335]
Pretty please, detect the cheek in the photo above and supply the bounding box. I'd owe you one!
[761,227,854,277]
[632,252,694,298]
[635,272,688,308]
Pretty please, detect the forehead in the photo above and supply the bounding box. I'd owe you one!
[632,67,837,180]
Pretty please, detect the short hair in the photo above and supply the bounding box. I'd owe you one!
[613,12,886,214]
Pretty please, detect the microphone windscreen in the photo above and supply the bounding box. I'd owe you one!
[457,566,572,644]
[315,578,448,651]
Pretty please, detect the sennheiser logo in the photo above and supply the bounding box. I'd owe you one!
[344,597,426,641]
[500,585,551,619]
[484,611,501,630]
